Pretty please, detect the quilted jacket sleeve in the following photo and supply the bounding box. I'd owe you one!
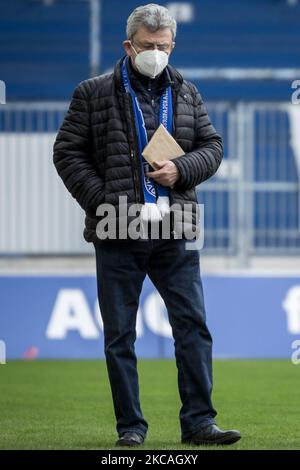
[53,81,105,213]
[172,82,223,191]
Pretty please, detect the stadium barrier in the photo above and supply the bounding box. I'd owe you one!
[0,273,299,359]
[0,101,299,263]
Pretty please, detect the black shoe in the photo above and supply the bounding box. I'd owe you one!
[182,424,241,446]
[115,431,145,447]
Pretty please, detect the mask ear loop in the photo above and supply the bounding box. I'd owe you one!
[129,41,139,56]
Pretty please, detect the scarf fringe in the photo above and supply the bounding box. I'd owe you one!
[157,196,170,217]
[140,202,162,222]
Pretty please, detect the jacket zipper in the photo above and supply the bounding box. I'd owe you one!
[130,148,143,203]
[128,98,144,204]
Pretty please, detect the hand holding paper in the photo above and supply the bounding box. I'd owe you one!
[145,159,180,188]
[143,124,184,187]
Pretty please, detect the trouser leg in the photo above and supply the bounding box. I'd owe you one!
[147,239,217,440]
[94,240,149,438]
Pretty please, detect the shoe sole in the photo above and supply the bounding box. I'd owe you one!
[182,432,241,446]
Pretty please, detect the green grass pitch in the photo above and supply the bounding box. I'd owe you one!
[0,359,299,450]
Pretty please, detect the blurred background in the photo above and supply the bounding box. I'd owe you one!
[1,0,300,360]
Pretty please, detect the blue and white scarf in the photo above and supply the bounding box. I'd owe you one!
[121,55,172,223]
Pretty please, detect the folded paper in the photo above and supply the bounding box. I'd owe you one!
[142,123,184,165]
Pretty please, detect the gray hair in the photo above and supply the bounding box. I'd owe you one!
[126,4,177,41]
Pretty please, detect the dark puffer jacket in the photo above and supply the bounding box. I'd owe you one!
[53,55,223,243]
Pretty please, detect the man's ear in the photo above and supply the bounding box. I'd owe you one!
[123,40,132,57]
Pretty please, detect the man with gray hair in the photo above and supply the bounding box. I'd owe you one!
[53,3,241,447]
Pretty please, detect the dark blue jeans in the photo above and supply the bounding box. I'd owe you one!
[94,237,217,440]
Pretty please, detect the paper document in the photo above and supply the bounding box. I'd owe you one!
[142,124,184,165]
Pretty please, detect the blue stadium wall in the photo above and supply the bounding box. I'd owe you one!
[1,0,300,101]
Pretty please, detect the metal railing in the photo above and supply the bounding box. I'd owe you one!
[0,101,299,261]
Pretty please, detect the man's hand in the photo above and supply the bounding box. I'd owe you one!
[145,160,180,189]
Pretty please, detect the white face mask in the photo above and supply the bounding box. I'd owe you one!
[131,44,169,79]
